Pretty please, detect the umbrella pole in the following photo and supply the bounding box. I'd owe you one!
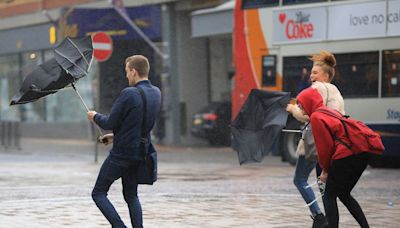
[71,83,104,135]
[281,129,302,133]
[71,83,90,111]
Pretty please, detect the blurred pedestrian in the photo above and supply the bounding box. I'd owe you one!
[296,67,311,93]
[286,50,344,228]
[87,55,161,228]
[296,87,370,228]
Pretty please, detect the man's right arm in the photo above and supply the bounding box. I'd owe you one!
[94,89,132,130]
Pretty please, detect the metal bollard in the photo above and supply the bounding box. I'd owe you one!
[6,121,12,149]
[14,122,21,150]
[0,121,4,149]
[0,121,22,150]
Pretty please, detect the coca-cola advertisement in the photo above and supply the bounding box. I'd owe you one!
[273,7,326,44]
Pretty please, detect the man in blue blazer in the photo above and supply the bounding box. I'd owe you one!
[88,55,161,228]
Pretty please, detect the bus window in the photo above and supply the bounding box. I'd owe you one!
[262,55,277,87]
[333,52,379,98]
[282,56,312,97]
[242,0,279,9]
[383,50,400,97]
[283,0,327,5]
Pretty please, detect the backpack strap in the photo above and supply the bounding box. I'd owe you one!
[315,108,352,150]
[301,122,310,140]
[137,87,149,158]
[322,83,330,106]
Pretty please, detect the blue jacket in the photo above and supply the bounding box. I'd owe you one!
[94,80,161,160]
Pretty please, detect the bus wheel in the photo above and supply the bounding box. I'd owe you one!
[280,116,302,166]
[281,132,300,166]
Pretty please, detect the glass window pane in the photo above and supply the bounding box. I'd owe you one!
[333,52,379,98]
[382,50,400,97]
[283,56,312,98]
[43,49,53,62]
[242,0,279,9]
[0,54,20,121]
[262,55,277,86]
[42,49,94,123]
[20,51,45,122]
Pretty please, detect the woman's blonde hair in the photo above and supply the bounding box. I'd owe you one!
[309,50,336,82]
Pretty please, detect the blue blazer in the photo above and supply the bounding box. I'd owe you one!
[94,80,161,160]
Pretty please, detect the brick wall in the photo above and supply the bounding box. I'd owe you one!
[0,0,96,18]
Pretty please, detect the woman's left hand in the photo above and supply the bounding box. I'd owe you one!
[320,171,328,183]
[286,104,294,113]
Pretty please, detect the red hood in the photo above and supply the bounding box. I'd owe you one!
[296,88,323,116]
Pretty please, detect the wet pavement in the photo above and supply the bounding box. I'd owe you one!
[0,138,399,227]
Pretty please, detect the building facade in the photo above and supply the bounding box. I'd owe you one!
[0,0,230,145]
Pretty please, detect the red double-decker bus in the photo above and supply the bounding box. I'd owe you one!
[232,0,400,166]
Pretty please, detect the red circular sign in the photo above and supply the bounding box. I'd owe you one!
[92,32,113,62]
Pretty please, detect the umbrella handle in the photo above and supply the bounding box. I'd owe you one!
[71,83,104,136]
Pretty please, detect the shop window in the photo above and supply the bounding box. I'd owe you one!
[0,55,20,121]
[242,0,279,9]
[42,49,94,123]
[382,50,400,97]
[333,52,379,98]
[20,51,45,122]
[283,0,327,5]
[282,56,312,98]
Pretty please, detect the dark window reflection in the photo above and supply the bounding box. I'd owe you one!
[383,50,400,97]
[262,55,277,86]
[283,56,312,98]
[283,0,327,5]
[333,52,379,98]
[242,0,279,9]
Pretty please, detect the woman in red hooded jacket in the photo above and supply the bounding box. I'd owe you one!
[296,87,370,228]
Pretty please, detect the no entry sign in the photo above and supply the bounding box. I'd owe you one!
[92,32,113,62]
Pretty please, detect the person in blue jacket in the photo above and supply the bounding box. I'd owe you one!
[87,55,161,228]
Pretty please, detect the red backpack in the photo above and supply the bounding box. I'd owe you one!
[316,107,384,155]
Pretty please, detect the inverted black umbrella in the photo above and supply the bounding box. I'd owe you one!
[52,36,95,112]
[10,36,102,135]
[54,36,93,78]
[10,58,74,105]
[231,89,291,164]
[53,36,104,135]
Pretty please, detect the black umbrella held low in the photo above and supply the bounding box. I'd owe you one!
[10,58,74,105]
[231,89,291,165]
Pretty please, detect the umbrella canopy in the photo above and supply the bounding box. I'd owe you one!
[231,89,291,164]
[10,58,74,105]
[54,36,93,78]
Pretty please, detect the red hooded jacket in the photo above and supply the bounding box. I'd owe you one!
[297,87,354,172]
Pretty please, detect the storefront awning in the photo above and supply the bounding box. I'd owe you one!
[191,0,234,38]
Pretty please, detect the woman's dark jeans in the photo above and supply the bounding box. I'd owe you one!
[92,155,143,228]
[324,153,370,228]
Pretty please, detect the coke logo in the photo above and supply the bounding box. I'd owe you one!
[279,11,314,40]
[286,20,314,39]
[279,13,286,24]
